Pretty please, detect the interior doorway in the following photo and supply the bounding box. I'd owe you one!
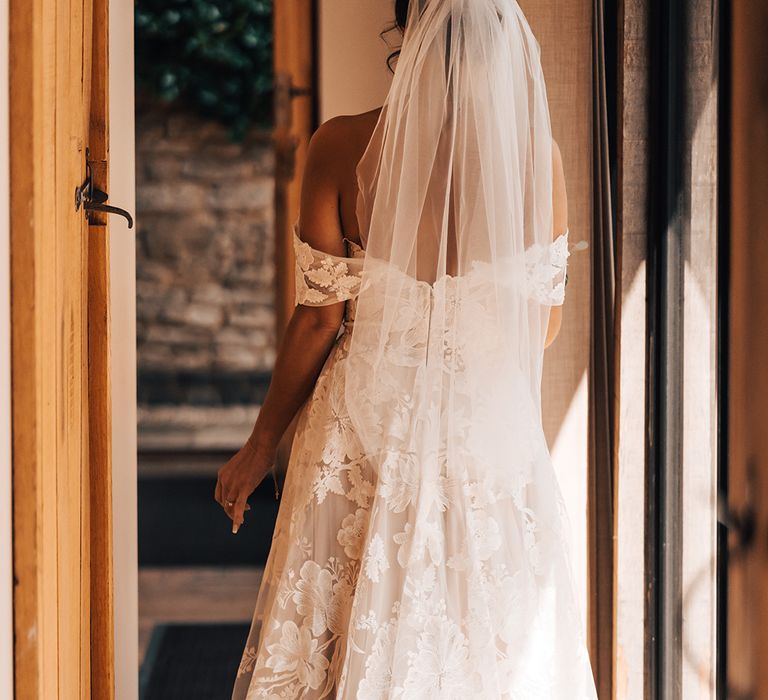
[122,0,595,696]
[3,0,758,697]
[129,2,313,696]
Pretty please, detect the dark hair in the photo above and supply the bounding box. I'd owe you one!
[384,0,410,72]
[395,0,410,30]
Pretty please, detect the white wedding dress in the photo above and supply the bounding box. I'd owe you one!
[233,1,598,697]
[231,229,596,700]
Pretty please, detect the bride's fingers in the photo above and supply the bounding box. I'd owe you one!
[221,490,249,515]
[214,478,222,506]
[223,502,251,525]
[232,495,249,534]
[223,492,236,512]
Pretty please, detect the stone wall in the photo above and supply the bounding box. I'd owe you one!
[135,106,276,448]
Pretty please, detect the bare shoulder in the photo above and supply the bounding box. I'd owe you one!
[306,108,382,176]
[313,107,382,142]
[298,108,382,253]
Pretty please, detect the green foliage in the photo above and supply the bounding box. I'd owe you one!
[135,0,273,140]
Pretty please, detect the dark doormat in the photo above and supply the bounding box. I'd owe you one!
[138,476,279,566]
[140,622,250,699]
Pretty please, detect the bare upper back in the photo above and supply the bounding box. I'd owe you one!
[309,108,382,247]
[302,107,566,250]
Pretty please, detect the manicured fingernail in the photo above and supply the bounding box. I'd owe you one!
[232,524,239,534]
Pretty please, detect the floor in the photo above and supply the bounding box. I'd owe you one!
[137,451,274,671]
[138,566,264,664]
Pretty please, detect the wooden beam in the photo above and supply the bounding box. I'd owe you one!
[88,0,115,696]
[10,0,59,692]
[728,0,768,697]
[10,0,96,695]
[272,0,315,340]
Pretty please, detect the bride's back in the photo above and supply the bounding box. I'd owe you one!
[308,107,567,252]
[309,107,382,247]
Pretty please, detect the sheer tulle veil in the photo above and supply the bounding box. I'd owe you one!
[330,0,595,696]
[347,0,556,451]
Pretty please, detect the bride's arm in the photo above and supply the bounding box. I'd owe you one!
[544,139,568,348]
[215,121,347,531]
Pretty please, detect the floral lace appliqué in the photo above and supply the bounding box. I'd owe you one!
[232,226,597,700]
[294,233,364,306]
[525,230,570,305]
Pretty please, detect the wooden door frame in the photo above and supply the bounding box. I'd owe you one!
[273,0,316,340]
[9,0,114,695]
[88,0,115,695]
[1,0,14,693]
[10,0,75,689]
[728,0,768,697]
[107,0,139,696]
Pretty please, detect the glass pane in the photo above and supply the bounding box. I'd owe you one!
[682,4,720,695]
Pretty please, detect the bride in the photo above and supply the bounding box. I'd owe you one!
[220,0,597,697]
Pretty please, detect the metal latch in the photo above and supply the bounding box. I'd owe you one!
[75,152,134,229]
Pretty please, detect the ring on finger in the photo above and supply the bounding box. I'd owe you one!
[225,499,235,507]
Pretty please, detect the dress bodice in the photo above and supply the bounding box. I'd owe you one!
[293,227,573,312]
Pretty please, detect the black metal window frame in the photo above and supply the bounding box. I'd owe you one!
[645,1,687,695]
[715,0,730,696]
[645,0,728,697]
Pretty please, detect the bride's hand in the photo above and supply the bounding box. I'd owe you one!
[215,438,275,534]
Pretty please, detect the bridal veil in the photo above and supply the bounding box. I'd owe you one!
[329,0,596,696]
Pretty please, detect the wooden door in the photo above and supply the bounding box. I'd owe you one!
[273,0,316,339]
[9,0,114,697]
[728,0,768,697]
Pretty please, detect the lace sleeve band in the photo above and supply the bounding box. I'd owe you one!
[293,232,365,306]
[525,230,570,306]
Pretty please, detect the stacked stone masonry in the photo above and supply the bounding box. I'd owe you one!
[136,107,276,417]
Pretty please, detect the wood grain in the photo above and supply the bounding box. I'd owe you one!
[88,0,115,696]
[10,0,111,695]
[729,1,768,697]
[273,0,315,340]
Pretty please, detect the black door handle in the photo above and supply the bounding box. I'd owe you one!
[84,201,134,228]
[75,153,134,229]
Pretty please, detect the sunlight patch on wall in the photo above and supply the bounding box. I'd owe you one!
[550,369,589,626]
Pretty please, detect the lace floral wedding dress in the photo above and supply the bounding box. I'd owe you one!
[232,1,597,697]
[231,229,596,700]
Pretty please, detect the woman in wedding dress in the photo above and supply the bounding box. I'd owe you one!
[220,1,598,697]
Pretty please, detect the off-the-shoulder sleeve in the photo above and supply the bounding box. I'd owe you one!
[293,232,365,306]
[525,230,570,306]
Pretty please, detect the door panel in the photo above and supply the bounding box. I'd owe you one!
[273,0,315,339]
[271,2,315,475]
[729,0,768,697]
[88,0,115,696]
[10,0,112,696]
